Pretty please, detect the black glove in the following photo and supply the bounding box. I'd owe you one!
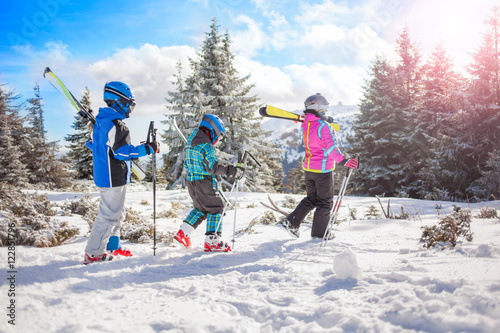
[146,142,160,154]
[227,165,245,180]
[341,158,358,169]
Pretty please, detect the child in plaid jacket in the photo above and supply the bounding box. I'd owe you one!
[173,114,244,252]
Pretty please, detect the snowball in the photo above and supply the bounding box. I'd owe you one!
[333,249,363,280]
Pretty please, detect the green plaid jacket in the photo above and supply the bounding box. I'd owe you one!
[184,129,218,188]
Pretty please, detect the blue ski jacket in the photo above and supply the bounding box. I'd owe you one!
[86,107,148,187]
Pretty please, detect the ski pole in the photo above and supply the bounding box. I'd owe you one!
[214,151,261,244]
[146,121,158,255]
[231,151,260,248]
[214,179,238,236]
[232,175,239,249]
[231,152,244,249]
[320,166,354,247]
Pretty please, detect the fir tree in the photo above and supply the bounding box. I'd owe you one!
[65,87,93,179]
[348,56,406,196]
[417,43,467,199]
[283,161,306,194]
[25,82,72,188]
[468,7,500,107]
[164,18,283,192]
[467,8,500,198]
[392,26,425,197]
[162,62,193,188]
[0,85,29,186]
[350,27,424,197]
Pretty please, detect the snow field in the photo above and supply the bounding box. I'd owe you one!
[1,189,500,332]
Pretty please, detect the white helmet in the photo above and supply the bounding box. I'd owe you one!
[304,93,329,114]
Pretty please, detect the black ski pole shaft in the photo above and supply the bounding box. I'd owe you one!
[147,121,157,256]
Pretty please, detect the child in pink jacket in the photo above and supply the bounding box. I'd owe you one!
[282,93,358,239]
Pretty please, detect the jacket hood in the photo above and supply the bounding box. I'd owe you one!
[95,107,126,124]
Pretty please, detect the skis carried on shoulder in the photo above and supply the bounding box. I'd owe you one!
[259,105,341,132]
[172,117,187,143]
[43,67,146,180]
[164,116,188,144]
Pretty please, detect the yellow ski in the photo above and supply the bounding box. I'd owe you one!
[259,105,341,132]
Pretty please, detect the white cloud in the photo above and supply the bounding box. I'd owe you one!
[234,55,295,105]
[298,23,346,48]
[284,62,364,107]
[295,0,353,24]
[87,43,196,116]
[232,15,270,58]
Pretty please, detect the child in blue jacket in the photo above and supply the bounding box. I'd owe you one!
[84,81,159,264]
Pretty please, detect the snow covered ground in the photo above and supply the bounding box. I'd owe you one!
[2,185,500,333]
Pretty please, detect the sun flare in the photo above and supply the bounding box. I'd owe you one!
[441,12,466,37]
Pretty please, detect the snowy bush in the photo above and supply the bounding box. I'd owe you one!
[282,196,299,209]
[236,216,260,234]
[121,207,173,245]
[261,211,278,225]
[60,193,99,230]
[237,211,279,234]
[475,205,498,219]
[0,182,79,247]
[393,206,410,220]
[61,192,99,216]
[366,205,380,218]
[420,207,473,249]
[156,201,186,219]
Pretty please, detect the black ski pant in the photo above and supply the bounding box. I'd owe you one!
[287,171,334,237]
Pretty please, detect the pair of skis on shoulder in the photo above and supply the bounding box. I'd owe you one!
[259,105,341,132]
[42,67,147,180]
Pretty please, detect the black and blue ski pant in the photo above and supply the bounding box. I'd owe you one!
[185,177,225,234]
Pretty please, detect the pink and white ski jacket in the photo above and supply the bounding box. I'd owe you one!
[302,113,345,173]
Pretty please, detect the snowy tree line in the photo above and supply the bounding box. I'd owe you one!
[0,80,96,189]
[0,82,75,189]
[348,8,500,201]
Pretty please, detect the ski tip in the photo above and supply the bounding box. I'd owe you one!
[43,67,51,77]
[258,106,267,117]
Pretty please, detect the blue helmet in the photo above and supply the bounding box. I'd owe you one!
[103,81,136,118]
[199,114,225,144]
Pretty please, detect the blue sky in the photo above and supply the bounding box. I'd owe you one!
[1,0,497,145]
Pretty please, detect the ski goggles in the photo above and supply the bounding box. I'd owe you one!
[119,98,136,113]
